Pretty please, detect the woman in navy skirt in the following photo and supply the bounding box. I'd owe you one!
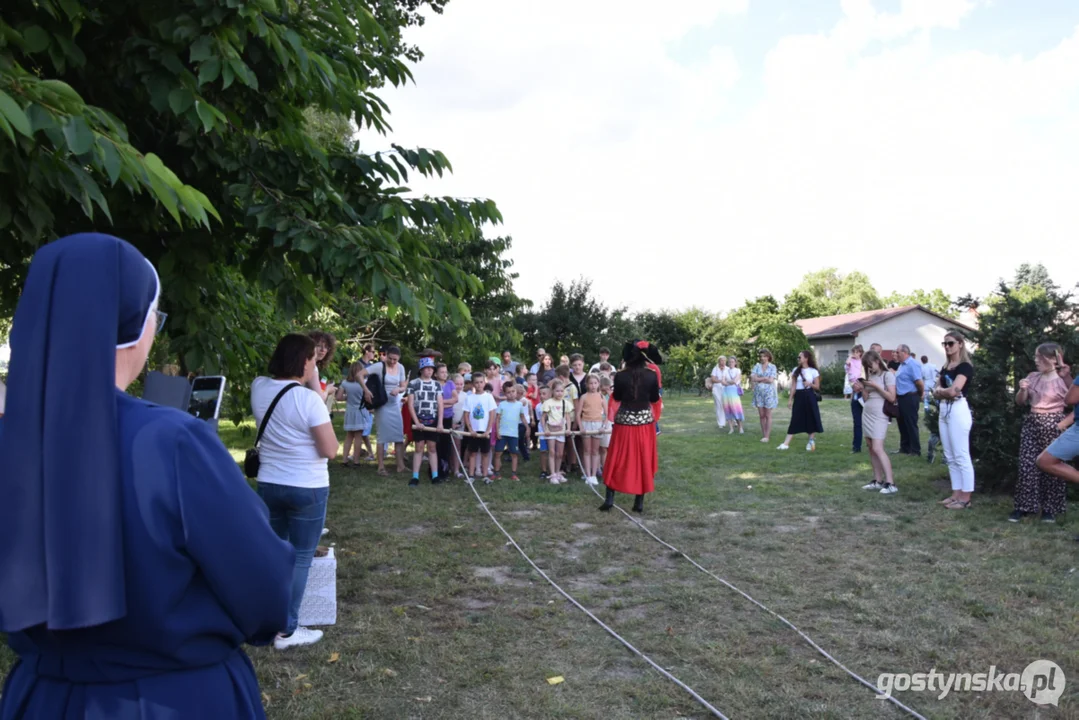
[778,350,824,452]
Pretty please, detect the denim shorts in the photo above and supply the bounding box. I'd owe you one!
[1045,422,1079,461]
[495,437,519,454]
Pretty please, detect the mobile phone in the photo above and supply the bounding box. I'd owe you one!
[188,376,226,421]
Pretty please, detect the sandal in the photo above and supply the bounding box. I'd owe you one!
[946,500,972,510]
[939,496,959,505]
[376,468,389,477]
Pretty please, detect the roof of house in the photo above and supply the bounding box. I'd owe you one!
[793,305,975,340]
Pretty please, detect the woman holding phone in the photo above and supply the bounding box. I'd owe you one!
[852,350,897,494]
[1012,343,1072,522]
[933,331,975,509]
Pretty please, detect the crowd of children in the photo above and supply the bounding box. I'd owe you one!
[334,347,626,486]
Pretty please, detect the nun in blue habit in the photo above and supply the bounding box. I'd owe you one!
[0,234,294,719]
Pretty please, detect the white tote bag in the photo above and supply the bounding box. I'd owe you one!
[298,547,337,627]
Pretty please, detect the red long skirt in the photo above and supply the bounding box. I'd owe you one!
[603,423,657,496]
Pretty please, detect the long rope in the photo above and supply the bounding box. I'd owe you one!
[568,438,926,720]
[447,434,730,720]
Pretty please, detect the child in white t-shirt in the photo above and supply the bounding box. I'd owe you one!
[463,372,498,482]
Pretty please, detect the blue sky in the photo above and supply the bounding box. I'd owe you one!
[380,1,1079,313]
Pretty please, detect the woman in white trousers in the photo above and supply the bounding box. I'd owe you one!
[933,330,975,509]
[710,355,728,430]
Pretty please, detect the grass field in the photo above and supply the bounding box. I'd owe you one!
[223,393,1077,719]
[2,395,1074,718]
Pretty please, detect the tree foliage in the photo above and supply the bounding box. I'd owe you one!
[1012,263,1056,293]
[515,279,630,362]
[884,288,956,318]
[1,0,502,394]
[962,276,1079,493]
[782,269,883,320]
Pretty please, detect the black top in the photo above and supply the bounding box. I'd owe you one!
[887,360,900,371]
[613,368,660,410]
[941,362,974,400]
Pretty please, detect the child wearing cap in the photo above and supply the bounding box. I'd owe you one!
[407,352,444,487]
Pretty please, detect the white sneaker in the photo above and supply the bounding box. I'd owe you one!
[274,627,324,650]
[879,485,898,495]
[806,440,816,452]
[777,444,789,450]
[585,476,599,487]
[862,481,883,490]
[549,476,561,485]
[321,528,329,536]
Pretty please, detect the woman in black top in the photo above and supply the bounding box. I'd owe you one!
[600,340,662,513]
[932,330,975,509]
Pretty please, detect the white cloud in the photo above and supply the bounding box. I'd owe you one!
[376,1,1079,315]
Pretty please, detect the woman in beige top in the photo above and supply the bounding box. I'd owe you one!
[1011,342,1073,522]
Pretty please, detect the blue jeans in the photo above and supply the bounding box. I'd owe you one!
[257,482,329,633]
[851,396,863,451]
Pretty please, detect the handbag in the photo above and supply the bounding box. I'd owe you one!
[244,382,301,478]
[883,399,900,419]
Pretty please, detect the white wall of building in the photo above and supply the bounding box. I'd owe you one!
[857,310,962,368]
[809,338,853,368]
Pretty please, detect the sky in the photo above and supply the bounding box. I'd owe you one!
[376,0,1079,316]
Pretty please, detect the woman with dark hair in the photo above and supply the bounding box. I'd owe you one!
[751,349,778,443]
[599,341,662,514]
[778,350,823,451]
[366,344,408,475]
[537,353,556,386]
[307,331,337,413]
[251,334,340,649]
[0,234,293,718]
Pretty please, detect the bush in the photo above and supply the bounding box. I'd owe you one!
[818,364,847,397]
[964,282,1079,493]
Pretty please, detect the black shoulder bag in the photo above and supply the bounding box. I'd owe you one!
[364,364,389,410]
[244,382,301,478]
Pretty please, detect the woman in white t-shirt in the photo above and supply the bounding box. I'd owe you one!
[778,350,824,451]
[251,333,339,651]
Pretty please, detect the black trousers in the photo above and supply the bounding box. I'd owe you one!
[437,417,453,474]
[898,392,921,455]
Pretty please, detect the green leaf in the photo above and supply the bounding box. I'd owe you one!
[39,79,83,105]
[195,100,215,132]
[147,171,181,225]
[100,139,122,184]
[22,25,50,53]
[198,57,221,86]
[61,115,93,155]
[26,104,57,132]
[168,87,194,115]
[0,114,13,144]
[222,62,234,89]
[189,35,214,63]
[0,91,32,137]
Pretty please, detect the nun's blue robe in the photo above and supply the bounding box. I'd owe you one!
[0,393,295,719]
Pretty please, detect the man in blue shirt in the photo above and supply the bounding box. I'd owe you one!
[893,344,925,456]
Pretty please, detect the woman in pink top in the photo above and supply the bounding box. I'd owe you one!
[1011,343,1074,522]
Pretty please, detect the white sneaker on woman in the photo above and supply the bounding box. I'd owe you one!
[777,444,789,450]
[274,626,323,650]
[585,476,599,487]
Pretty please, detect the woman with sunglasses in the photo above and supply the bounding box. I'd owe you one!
[933,331,975,509]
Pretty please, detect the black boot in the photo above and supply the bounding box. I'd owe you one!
[599,488,615,512]
[632,494,644,513]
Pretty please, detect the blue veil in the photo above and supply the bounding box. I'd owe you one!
[0,233,159,632]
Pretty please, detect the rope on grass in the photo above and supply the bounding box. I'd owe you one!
[447,438,730,720]
[570,427,926,720]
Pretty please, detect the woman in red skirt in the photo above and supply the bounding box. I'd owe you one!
[600,340,663,513]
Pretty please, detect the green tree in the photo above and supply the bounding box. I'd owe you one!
[958,281,1079,492]
[1013,263,1056,293]
[884,289,956,318]
[1,0,502,387]
[783,269,882,319]
[726,295,782,341]
[516,279,623,361]
[636,310,690,352]
[742,322,808,374]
